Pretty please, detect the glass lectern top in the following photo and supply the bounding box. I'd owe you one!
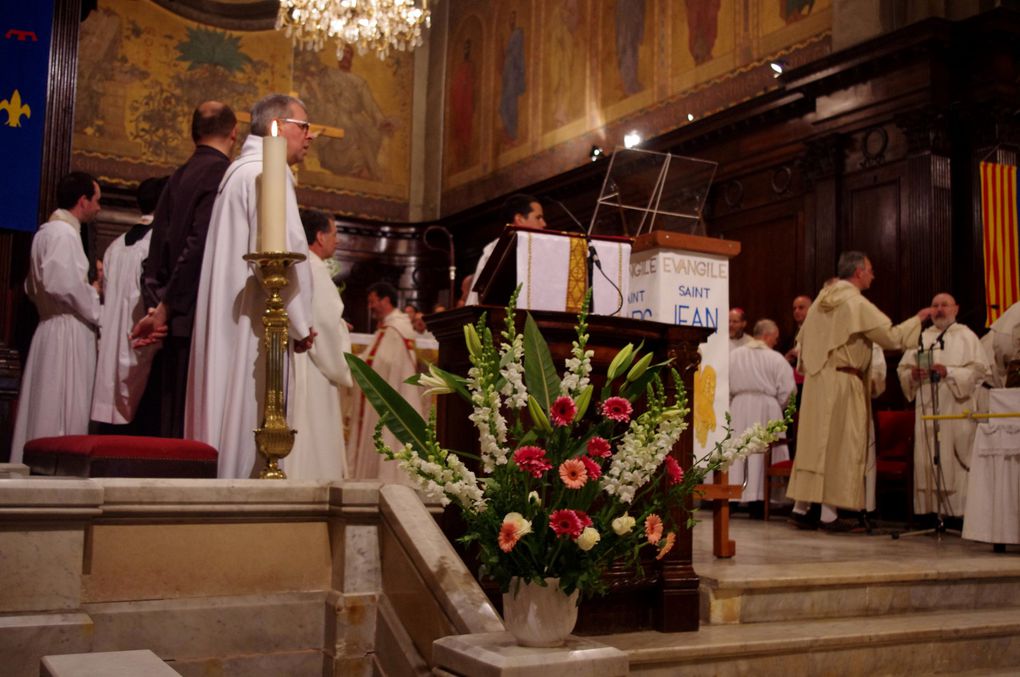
[588,148,717,238]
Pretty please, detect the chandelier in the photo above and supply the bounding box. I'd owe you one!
[276,0,433,60]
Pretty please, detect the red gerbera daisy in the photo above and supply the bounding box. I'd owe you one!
[575,510,593,528]
[580,455,602,481]
[549,395,577,427]
[513,446,552,478]
[587,436,612,458]
[549,509,584,538]
[664,456,683,485]
[601,396,633,422]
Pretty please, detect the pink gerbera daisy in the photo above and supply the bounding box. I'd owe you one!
[645,514,664,545]
[580,455,602,481]
[550,396,577,427]
[513,446,552,478]
[601,396,633,422]
[587,436,612,458]
[664,456,684,485]
[498,514,531,553]
[559,458,588,489]
[549,509,584,538]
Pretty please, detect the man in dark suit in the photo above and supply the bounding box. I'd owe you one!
[131,101,237,437]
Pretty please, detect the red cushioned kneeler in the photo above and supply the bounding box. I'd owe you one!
[22,435,218,478]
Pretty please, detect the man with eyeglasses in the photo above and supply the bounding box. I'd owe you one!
[186,93,317,479]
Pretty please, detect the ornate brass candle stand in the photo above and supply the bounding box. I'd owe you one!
[243,251,306,479]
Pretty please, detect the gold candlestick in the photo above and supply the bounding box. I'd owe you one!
[244,251,306,479]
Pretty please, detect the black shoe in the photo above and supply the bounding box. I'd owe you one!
[788,511,817,530]
[819,517,864,533]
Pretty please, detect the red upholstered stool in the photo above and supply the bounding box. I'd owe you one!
[23,435,218,478]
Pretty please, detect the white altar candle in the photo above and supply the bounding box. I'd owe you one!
[259,120,287,252]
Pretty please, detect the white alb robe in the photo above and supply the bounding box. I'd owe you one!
[286,252,352,480]
[729,334,753,352]
[91,226,157,424]
[186,135,312,479]
[348,309,423,483]
[11,210,101,463]
[728,340,795,502]
[897,323,991,516]
[465,238,497,306]
[981,301,1020,387]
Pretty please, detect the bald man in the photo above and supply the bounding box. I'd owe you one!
[896,293,991,520]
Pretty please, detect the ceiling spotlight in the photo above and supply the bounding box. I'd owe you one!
[687,113,695,122]
[590,145,605,162]
[623,131,642,149]
[770,59,787,77]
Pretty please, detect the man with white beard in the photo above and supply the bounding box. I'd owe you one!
[897,293,991,519]
[728,319,795,512]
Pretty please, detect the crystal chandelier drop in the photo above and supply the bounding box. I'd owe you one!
[277,0,433,61]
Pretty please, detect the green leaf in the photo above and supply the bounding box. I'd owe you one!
[345,354,429,450]
[522,313,561,410]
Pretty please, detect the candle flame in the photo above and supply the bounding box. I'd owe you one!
[271,120,279,137]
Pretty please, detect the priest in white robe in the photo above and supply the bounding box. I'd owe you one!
[897,293,991,517]
[286,210,352,480]
[186,94,315,479]
[11,173,103,463]
[729,308,754,351]
[465,194,545,306]
[348,281,423,483]
[91,177,164,426]
[981,300,1020,387]
[728,319,795,505]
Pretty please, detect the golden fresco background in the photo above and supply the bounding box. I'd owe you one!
[73,0,413,214]
[71,0,831,220]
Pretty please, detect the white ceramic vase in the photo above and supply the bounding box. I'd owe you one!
[501,577,580,647]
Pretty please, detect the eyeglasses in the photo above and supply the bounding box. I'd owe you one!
[277,118,312,134]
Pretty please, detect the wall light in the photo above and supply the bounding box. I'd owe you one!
[590,145,605,162]
[770,59,787,77]
[687,113,695,122]
[623,131,642,149]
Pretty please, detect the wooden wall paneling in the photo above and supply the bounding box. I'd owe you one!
[896,109,954,314]
[842,160,907,322]
[715,201,805,344]
[800,134,845,291]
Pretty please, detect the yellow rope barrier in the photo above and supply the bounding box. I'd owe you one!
[920,410,1020,421]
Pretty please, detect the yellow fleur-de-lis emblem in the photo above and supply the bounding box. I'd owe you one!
[0,90,31,128]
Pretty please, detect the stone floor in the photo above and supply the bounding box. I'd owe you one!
[594,513,1020,676]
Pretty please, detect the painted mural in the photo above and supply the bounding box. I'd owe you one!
[442,0,832,212]
[72,0,412,212]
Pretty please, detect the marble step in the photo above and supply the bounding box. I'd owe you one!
[598,605,1020,676]
[696,537,1020,625]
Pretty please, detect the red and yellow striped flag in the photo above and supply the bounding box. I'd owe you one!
[980,161,1020,326]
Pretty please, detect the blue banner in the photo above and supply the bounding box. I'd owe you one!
[0,3,54,233]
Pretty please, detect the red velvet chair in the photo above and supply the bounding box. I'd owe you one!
[22,435,218,478]
[874,409,915,522]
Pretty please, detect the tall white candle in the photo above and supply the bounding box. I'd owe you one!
[260,120,287,252]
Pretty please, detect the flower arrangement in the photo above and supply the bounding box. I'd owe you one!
[346,290,792,598]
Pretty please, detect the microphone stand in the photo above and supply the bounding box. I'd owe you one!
[893,328,959,541]
[548,198,624,315]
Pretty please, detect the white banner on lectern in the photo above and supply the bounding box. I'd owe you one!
[627,249,729,461]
